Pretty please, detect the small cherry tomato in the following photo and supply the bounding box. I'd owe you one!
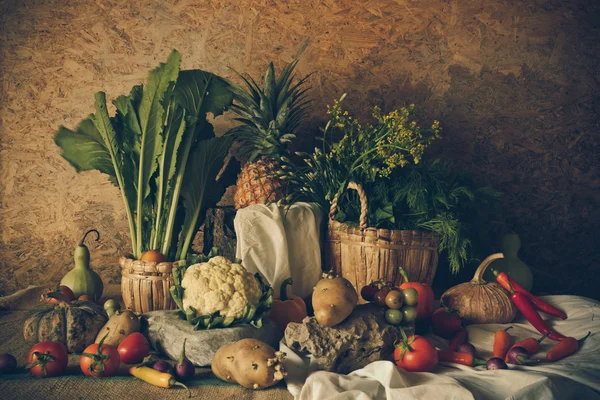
[360,285,379,302]
[385,309,403,325]
[394,334,438,372]
[139,250,168,263]
[118,332,151,364]
[27,341,68,377]
[402,288,419,306]
[78,295,91,301]
[80,338,120,377]
[431,308,463,339]
[385,289,404,309]
[373,287,391,307]
[402,306,418,323]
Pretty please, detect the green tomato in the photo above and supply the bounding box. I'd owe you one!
[385,308,403,326]
[402,306,418,323]
[402,288,419,306]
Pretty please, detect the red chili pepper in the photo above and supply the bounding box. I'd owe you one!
[546,332,591,362]
[437,350,487,367]
[492,269,567,320]
[504,333,549,362]
[510,291,567,341]
[448,328,468,351]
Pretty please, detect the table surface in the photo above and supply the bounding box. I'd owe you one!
[0,284,292,400]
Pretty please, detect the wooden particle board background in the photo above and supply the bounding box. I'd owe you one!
[0,0,599,299]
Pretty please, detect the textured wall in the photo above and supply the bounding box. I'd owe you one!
[1,0,598,298]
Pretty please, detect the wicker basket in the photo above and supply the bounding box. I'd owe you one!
[324,182,440,303]
[120,256,181,313]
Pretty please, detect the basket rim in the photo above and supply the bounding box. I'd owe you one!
[328,220,440,244]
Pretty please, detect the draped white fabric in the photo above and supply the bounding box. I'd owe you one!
[234,202,323,299]
[283,295,600,400]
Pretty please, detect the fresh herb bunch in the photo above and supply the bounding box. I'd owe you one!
[280,96,499,273]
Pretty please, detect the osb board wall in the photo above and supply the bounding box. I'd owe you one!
[0,0,599,299]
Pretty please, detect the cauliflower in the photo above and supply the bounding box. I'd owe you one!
[181,256,262,319]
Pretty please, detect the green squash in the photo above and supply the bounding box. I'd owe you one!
[61,229,104,301]
[483,233,533,292]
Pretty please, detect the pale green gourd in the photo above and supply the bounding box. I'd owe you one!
[61,229,104,301]
[483,233,533,292]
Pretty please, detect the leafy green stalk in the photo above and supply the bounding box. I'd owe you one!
[136,51,181,256]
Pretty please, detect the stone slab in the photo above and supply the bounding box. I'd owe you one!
[142,310,282,366]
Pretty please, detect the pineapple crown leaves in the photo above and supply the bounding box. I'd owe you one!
[226,48,312,162]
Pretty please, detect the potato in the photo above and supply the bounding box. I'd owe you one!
[312,272,358,327]
[94,309,140,347]
[211,338,286,390]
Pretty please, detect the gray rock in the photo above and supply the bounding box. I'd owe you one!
[142,310,281,366]
[284,304,400,374]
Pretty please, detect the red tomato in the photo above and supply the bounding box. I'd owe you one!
[78,295,92,301]
[27,341,68,377]
[394,335,438,372]
[431,308,462,339]
[117,333,151,364]
[373,287,391,307]
[80,341,120,377]
[44,285,76,304]
[360,285,379,302]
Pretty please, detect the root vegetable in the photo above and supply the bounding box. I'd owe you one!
[312,272,358,327]
[95,309,140,347]
[211,338,287,390]
[487,357,508,370]
[175,339,195,380]
[456,343,476,356]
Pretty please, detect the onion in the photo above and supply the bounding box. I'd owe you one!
[456,343,477,356]
[486,357,508,370]
[0,353,17,374]
[175,338,195,380]
[506,346,533,365]
[153,360,172,373]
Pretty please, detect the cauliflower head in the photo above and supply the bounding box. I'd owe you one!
[181,256,262,319]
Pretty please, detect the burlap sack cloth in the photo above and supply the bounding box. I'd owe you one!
[0,285,292,400]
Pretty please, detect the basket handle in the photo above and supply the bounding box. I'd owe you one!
[329,181,368,230]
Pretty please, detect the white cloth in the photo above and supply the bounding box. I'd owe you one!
[234,202,323,299]
[283,295,600,400]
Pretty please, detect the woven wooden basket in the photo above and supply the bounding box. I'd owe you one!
[324,182,440,304]
[120,256,181,313]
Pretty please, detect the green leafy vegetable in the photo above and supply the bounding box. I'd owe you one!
[55,50,236,261]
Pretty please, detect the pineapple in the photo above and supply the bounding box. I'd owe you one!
[229,57,310,209]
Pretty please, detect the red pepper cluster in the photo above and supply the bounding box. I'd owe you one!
[492,269,567,341]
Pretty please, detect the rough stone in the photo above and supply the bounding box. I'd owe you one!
[284,304,400,374]
[142,310,281,366]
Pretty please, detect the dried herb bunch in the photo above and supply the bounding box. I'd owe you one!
[280,95,500,273]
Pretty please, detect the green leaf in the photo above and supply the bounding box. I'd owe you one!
[161,70,234,257]
[55,118,115,176]
[176,136,233,260]
[136,50,181,255]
